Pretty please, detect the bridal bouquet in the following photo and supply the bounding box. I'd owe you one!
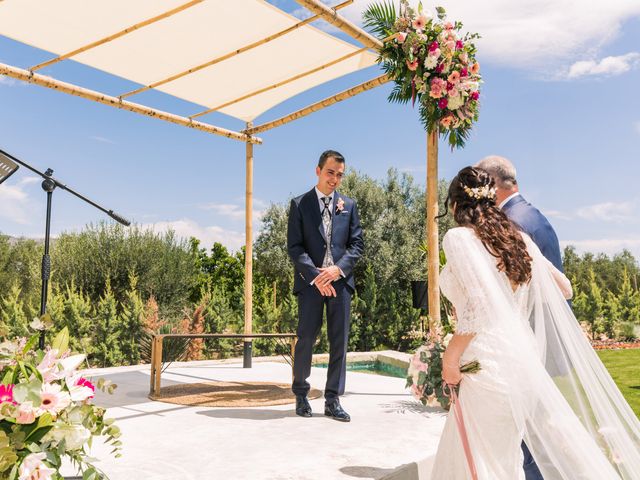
[0,321,121,480]
[406,334,480,409]
[364,0,482,148]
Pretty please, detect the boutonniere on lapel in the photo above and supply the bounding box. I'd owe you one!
[335,197,345,214]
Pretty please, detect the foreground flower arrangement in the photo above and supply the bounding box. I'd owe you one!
[364,0,482,148]
[0,324,120,480]
[406,334,480,409]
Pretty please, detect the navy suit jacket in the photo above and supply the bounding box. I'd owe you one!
[287,189,364,294]
[503,194,563,272]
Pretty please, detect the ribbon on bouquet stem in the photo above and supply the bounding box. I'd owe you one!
[444,383,478,480]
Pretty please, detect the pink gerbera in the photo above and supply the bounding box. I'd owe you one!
[39,383,71,415]
[0,384,15,404]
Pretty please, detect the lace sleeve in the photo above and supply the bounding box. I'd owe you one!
[442,229,492,335]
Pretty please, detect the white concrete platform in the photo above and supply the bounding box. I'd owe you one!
[75,356,446,480]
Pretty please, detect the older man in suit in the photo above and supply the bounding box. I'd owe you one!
[476,155,565,480]
[287,150,364,422]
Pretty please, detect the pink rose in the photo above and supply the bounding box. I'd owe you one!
[429,77,446,98]
[460,67,468,77]
[429,41,439,52]
[444,21,454,30]
[438,98,448,109]
[471,91,480,101]
[396,32,408,44]
[406,59,419,71]
[456,40,464,50]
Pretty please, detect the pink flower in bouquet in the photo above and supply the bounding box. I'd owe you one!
[18,452,56,480]
[444,21,455,30]
[438,98,448,109]
[16,401,37,424]
[412,15,429,32]
[39,383,71,415]
[37,348,60,383]
[470,62,480,74]
[440,114,455,128]
[67,376,95,402]
[460,67,468,77]
[428,41,439,53]
[435,63,445,74]
[406,58,419,71]
[429,78,446,98]
[411,383,424,400]
[445,40,456,51]
[396,32,407,44]
[0,384,15,404]
[455,40,464,50]
[459,52,469,64]
[471,91,480,101]
[448,71,460,84]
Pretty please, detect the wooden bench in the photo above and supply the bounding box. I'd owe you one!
[149,333,297,397]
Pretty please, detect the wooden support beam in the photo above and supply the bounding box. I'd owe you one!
[294,0,383,51]
[119,0,354,99]
[30,0,204,72]
[244,123,254,368]
[426,129,440,334]
[246,73,391,134]
[0,62,261,144]
[190,47,367,119]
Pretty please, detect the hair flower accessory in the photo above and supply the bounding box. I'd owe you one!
[463,184,496,200]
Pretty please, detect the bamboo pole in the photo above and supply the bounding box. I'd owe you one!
[30,0,204,72]
[190,47,368,119]
[246,73,391,134]
[0,62,261,144]
[119,0,354,99]
[243,122,254,368]
[426,129,440,335]
[294,0,383,51]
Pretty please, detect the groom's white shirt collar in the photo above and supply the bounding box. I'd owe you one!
[314,187,334,211]
[499,192,520,210]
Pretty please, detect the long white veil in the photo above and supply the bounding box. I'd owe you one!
[444,227,640,479]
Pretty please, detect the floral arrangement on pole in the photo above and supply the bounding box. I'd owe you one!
[364,0,482,148]
[406,333,480,409]
[0,318,121,480]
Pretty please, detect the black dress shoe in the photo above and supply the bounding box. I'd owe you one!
[324,399,351,422]
[295,395,312,417]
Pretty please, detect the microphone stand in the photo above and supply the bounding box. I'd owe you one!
[0,149,131,349]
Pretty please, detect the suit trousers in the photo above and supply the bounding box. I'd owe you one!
[292,279,351,402]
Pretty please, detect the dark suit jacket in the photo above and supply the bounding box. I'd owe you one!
[287,189,364,294]
[503,194,563,272]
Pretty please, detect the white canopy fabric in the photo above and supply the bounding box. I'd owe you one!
[0,0,377,122]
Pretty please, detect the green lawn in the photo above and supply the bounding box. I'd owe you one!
[597,349,640,417]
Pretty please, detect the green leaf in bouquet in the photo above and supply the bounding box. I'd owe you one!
[405,376,413,387]
[0,430,18,473]
[417,371,427,386]
[436,6,446,20]
[51,327,70,354]
[13,377,42,404]
[23,412,54,442]
[22,334,40,355]
[419,351,428,363]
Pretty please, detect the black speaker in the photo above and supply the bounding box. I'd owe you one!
[411,280,428,310]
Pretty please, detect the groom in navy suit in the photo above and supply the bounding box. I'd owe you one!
[287,150,364,422]
[476,155,564,480]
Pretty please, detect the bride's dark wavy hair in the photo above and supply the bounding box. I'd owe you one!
[442,166,532,286]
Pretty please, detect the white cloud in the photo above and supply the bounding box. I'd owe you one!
[0,76,17,87]
[576,201,636,222]
[341,0,640,71]
[543,209,572,221]
[561,237,640,258]
[567,52,640,78]
[89,135,116,144]
[140,218,246,251]
[199,200,265,222]
[0,176,39,224]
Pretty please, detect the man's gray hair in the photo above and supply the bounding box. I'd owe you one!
[475,155,517,190]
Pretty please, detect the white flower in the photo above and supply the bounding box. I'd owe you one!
[18,452,56,480]
[37,349,61,383]
[66,375,95,402]
[447,94,465,110]
[57,354,86,379]
[44,423,92,451]
[38,383,71,416]
[442,333,454,348]
[424,55,438,69]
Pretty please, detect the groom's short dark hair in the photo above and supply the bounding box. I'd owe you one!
[318,150,345,169]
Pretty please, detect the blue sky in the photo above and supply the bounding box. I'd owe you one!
[1,0,639,259]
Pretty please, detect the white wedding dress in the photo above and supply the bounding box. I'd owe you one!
[429,227,640,480]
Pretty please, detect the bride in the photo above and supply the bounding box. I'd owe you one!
[429,167,640,479]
